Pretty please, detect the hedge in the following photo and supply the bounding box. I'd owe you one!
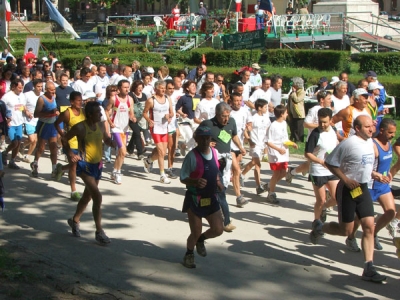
[165,48,261,67]
[359,52,400,76]
[265,49,350,71]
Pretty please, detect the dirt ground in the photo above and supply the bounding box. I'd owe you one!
[0,242,139,300]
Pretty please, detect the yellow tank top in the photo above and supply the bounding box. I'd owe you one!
[67,107,86,149]
[83,122,103,164]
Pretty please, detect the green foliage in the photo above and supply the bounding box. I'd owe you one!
[359,52,400,76]
[61,53,164,71]
[266,49,350,71]
[165,47,261,67]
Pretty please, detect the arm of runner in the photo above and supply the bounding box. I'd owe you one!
[142,97,154,127]
[54,109,69,137]
[325,162,359,190]
[62,122,84,163]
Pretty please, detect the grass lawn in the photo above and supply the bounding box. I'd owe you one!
[290,114,400,165]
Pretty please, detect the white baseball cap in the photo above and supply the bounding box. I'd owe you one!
[368,82,383,90]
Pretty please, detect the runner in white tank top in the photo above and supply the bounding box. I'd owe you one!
[142,80,173,184]
[105,80,135,185]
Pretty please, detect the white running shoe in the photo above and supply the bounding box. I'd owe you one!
[160,175,171,184]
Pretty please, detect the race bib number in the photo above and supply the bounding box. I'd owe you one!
[218,130,231,144]
[200,198,211,207]
[350,186,362,199]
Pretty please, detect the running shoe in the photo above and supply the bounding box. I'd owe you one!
[22,155,31,163]
[143,157,153,173]
[386,220,399,238]
[266,192,279,204]
[8,161,20,170]
[309,219,324,245]
[286,167,294,183]
[374,236,383,250]
[114,173,122,185]
[183,253,196,268]
[256,186,266,195]
[223,222,236,232]
[362,263,386,283]
[165,168,178,179]
[236,195,249,207]
[67,218,81,237]
[345,237,361,252]
[54,163,64,181]
[160,175,171,184]
[95,230,111,245]
[30,162,38,177]
[70,191,81,202]
[196,241,207,257]
[175,149,181,157]
[110,172,116,181]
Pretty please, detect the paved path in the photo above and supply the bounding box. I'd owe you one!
[0,150,399,299]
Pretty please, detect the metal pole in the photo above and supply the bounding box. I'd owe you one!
[39,0,41,21]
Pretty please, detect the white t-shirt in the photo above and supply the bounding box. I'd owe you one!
[24,91,42,126]
[143,84,154,99]
[304,104,322,140]
[249,88,271,105]
[250,113,271,147]
[249,73,262,88]
[238,80,251,101]
[93,76,110,101]
[108,73,120,86]
[72,80,94,95]
[269,87,282,118]
[194,98,220,122]
[325,135,374,183]
[266,120,289,163]
[332,94,350,131]
[305,126,338,176]
[116,75,133,86]
[230,107,252,151]
[2,91,26,126]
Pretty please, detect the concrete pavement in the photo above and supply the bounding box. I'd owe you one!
[0,150,399,299]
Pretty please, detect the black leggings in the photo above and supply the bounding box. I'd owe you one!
[127,121,144,155]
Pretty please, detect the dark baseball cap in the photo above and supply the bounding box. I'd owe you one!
[364,70,377,78]
[195,126,212,136]
[319,77,328,83]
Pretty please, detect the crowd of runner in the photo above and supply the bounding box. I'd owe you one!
[0,51,399,280]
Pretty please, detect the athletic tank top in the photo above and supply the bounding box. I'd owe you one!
[150,96,170,134]
[82,122,103,164]
[370,139,392,190]
[342,106,370,138]
[186,148,219,204]
[67,107,86,149]
[111,95,131,133]
[39,95,57,124]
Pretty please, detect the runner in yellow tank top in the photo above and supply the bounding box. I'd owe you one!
[62,101,116,245]
[55,91,85,201]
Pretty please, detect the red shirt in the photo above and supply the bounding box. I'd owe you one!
[23,52,36,65]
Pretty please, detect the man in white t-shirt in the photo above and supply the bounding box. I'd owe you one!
[311,115,386,283]
[20,79,43,163]
[1,79,27,169]
[237,70,251,105]
[72,67,94,95]
[93,65,110,103]
[305,108,338,226]
[229,92,252,204]
[142,72,155,99]
[268,75,283,122]
[116,65,133,86]
[247,77,271,110]
[249,63,262,91]
[107,64,120,85]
